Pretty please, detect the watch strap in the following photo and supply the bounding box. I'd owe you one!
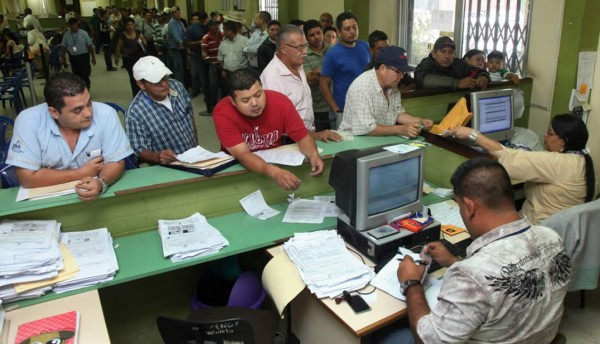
[98,177,108,194]
[402,279,422,296]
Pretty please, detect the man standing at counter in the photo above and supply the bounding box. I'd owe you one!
[414,36,490,90]
[340,46,433,137]
[126,56,198,165]
[213,68,324,191]
[6,73,132,202]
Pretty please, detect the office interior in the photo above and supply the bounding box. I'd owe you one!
[0,0,599,343]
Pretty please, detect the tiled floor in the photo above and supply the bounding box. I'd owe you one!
[15,59,600,343]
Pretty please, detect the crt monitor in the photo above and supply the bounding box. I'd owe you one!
[470,88,514,142]
[329,144,425,232]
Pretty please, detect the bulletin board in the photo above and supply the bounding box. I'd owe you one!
[81,0,97,16]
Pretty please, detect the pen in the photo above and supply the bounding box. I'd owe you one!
[397,257,425,265]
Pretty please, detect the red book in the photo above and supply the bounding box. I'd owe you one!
[14,310,79,344]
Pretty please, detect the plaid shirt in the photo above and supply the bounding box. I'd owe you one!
[126,79,196,155]
[303,45,329,113]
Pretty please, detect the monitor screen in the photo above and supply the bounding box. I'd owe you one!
[329,145,424,231]
[470,88,514,142]
[368,158,420,216]
[477,94,512,134]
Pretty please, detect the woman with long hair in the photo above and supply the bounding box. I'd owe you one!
[114,17,147,96]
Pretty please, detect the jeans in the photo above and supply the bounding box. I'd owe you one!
[68,52,91,89]
[206,63,221,112]
[168,49,185,84]
[373,327,416,344]
[190,53,206,94]
[102,44,113,69]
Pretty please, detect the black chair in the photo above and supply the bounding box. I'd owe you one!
[157,307,277,344]
[102,102,139,170]
[0,115,14,162]
[0,163,18,188]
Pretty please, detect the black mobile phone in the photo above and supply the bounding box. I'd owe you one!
[343,291,371,314]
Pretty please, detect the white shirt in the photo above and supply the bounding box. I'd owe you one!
[260,54,315,131]
[23,14,42,31]
[243,28,267,68]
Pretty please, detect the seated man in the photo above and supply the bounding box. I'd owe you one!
[377,157,571,343]
[6,73,132,202]
[126,56,198,164]
[260,24,341,142]
[339,46,433,137]
[414,36,490,90]
[213,68,324,191]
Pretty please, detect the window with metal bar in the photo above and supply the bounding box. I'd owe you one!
[259,0,279,20]
[399,0,531,76]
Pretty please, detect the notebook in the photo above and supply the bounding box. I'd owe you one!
[14,310,79,344]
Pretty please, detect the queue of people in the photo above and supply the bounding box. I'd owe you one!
[2,6,597,344]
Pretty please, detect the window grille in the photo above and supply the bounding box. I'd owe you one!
[259,0,278,20]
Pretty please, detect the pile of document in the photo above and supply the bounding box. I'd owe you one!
[0,220,64,302]
[283,230,374,298]
[171,145,234,170]
[158,213,229,262]
[53,228,119,293]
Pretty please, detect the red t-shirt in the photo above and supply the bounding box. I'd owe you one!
[213,90,308,151]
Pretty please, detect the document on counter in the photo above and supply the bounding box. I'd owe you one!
[253,144,324,166]
[176,145,230,164]
[428,200,466,228]
[283,200,326,223]
[313,196,342,217]
[16,181,79,202]
[239,190,280,220]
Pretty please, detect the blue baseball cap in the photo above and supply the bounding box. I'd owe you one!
[376,46,415,72]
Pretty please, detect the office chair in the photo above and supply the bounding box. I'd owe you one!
[541,198,600,308]
[103,101,127,117]
[0,163,19,188]
[157,307,278,344]
[101,102,138,170]
[191,271,266,310]
[0,115,14,163]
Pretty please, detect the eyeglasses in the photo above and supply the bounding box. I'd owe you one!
[284,43,309,51]
[386,65,404,75]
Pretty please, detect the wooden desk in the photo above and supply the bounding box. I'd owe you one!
[3,290,110,344]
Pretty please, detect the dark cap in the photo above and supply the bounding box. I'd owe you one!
[376,46,415,72]
[208,18,220,26]
[67,17,78,25]
[433,36,455,50]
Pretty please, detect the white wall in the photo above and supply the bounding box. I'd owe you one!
[369,0,398,45]
[526,0,565,138]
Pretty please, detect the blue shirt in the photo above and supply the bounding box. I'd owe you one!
[187,23,207,56]
[7,102,133,171]
[61,29,93,55]
[167,18,186,50]
[126,79,196,155]
[320,40,371,111]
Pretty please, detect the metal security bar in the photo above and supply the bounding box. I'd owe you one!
[461,0,532,75]
[259,0,279,20]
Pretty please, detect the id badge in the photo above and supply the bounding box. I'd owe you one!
[72,46,77,53]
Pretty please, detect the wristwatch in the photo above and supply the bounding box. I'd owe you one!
[400,279,422,296]
[98,177,108,194]
[469,129,480,143]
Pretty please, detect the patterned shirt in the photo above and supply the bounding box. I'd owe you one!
[202,31,223,64]
[126,79,196,155]
[418,218,570,343]
[217,34,249,72]
[339,69,405,135]
[303,45,329,113]
[152,22,165,46]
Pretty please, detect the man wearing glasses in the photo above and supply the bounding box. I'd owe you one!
[339,46,433,137]
[126,56,198,165]
[260,25,341,142]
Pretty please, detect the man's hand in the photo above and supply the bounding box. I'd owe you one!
[267,165,301,191]
[420,119,434,131]
[397,255,427,283]
[444,126,473,140]
[311,130,342,143]
[75,176,102,202]
[82,156,104,177]
[309,154,324,177]
[475,76,489,89]
[424,241,461,268]
[398,122,422,138]
[157,149,178,164]
[456,77,477,89]
[91,55,97,66]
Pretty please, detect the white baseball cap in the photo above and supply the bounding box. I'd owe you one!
[133,56,172,83]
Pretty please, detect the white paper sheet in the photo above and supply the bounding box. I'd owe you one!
[239,190,280,220]
[283,200,326,223]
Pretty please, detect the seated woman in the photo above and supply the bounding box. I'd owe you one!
[447,113,596,224]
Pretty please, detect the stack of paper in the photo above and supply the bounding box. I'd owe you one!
[53,228,119,293]
[283,230,374,298]
[16,181,79,202]
[158,213,229,262]
[0,220,64,302]
[171,145,234,170]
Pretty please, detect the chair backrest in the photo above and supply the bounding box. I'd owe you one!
[157,307,277,344]
[103,102,127,118]
[541,199,600,291]
[0,116,14,163]
[0,164,19,188]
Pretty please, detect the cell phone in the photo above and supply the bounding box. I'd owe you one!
[343,291,371,314]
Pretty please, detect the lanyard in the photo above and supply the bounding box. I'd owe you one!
[70,31,79,46]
